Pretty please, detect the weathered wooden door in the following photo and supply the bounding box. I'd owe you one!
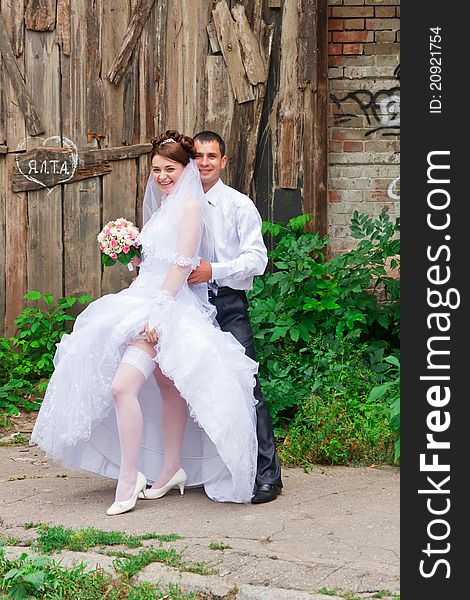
[0,0,328,336]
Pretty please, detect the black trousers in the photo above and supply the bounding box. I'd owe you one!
[209,287,282,488]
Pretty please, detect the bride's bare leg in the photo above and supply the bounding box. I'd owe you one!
[151,365,188,489]
[111,342,155,502]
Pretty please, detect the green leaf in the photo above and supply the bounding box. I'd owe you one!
[22,571,46,589]
[385,355,400,368]
[394,438,400,461]
[368,382,393,402]
[320,297,340,310]
[289,328,300,342]
[24,291,41,301]
[118,253,131,265]
[102,254,115,267]
[59,297,76,308]
[43,294,54,305]
[273,261,289,269]
[9,584,30,600]
[288,213,313,231]
[3,568,20,580]
[270,327,288,342]
[302,298,320,311]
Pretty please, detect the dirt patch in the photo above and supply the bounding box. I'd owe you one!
[0,410,37,436]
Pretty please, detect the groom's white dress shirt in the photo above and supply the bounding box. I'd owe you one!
[204,179,268,291]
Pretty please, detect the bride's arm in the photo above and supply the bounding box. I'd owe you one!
[158,200,203,297]
[145,201,203,339]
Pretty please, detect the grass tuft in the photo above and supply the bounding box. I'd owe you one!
[30,524,181,554]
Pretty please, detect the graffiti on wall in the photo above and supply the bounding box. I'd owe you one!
[387,176,400,200]
[331,65,400,137]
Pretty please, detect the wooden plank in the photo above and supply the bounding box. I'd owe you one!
[61,1,87,147]
[231,3,267,84]
[61,1,102,303]
[206,22,221,54]
[204,55,235,145]
[26,190,63,300]
[63,178,102,301]
[298,0,317,90]
[0,155,5,335]
[24,31,60,142]
[212,1,255,104]
[163,0,186,129]
[84,143,152,163]
[101,160,137,295]
[137,153,151,227]
[269,0,282,8]
[101,2,135,294]
[310,0,328,238]
[123,49,140,144]
[122,0,142,145]
[56,0,71,55]
[86,0,105,143]
[25,0,57,32]
[150,0,168,135]
[1,4,26,151]
[277,0,300,189]
[4,155,28,337]
[163,0,212,134]
[12,161,111,192]
[0,146,7,154]
[25,29,63,300]
[108,0,157,86]
[137,2,157,142]
[0,13,44,136]
[102,1,129,145]
[134,0,152,218]
[2,0,25,57]
[224,18,274,194]
[0,71,6,144]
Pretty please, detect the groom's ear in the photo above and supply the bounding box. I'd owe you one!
[221,155,228,170]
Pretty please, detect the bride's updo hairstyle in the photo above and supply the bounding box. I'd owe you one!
[150,130,196,166]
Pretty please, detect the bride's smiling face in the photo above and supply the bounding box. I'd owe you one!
[152,154,185,194]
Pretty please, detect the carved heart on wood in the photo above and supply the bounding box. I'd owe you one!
[15,136,79,193]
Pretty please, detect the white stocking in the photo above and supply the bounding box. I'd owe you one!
[111,346,155,502]
[151,365,188,489]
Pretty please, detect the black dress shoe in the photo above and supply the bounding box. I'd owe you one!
[251,484,281,504]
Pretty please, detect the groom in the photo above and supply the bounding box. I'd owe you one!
[188,131,282,504]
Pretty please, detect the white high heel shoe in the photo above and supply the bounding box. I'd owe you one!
[106,471,147,516]
[138,468,187,500]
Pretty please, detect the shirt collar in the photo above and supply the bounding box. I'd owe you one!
[204,179,224,206]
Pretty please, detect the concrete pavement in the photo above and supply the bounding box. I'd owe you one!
[0,440,399,599]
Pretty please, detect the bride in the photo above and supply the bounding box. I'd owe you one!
[31,130,258,515]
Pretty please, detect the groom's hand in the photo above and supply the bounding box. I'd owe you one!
[188,259,212,285]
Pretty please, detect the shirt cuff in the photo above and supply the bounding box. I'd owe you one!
[210,262,231,282]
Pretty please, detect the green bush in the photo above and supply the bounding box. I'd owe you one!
[368,355,400,461]
[248,211,400,464]
[0,291,92,416]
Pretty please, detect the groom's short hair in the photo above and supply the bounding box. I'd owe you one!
[193,131,226,158]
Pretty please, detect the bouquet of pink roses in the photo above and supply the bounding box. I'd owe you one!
[97,218,141,271]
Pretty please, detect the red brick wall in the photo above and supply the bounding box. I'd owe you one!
[328,0,400,254]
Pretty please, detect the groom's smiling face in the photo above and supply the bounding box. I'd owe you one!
[194,140,227,193]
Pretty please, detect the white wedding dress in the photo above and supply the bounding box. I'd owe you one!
[31,161,258,504]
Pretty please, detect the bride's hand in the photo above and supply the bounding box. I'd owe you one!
[139,322,159,344]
